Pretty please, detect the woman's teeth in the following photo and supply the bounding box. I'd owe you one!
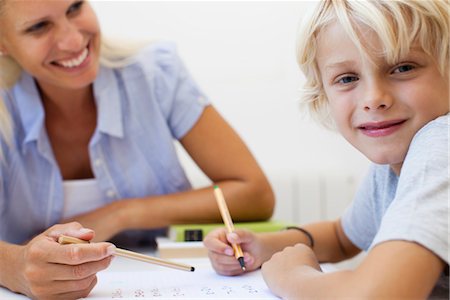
[57,48,88,68]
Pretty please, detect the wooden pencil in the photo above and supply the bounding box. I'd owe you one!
[58,235,195,272]
[213,185,246,271]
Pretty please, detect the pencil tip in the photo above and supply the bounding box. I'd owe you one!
[238,257,246,271]
[190,267,195,272]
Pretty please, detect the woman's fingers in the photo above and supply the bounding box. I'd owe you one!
[19,223,115,299]
[41,256,113,281]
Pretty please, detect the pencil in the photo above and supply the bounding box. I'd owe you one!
[57,235,195,272]
[213,185,246,271]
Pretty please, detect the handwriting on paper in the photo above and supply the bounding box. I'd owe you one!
[88,269,277,299]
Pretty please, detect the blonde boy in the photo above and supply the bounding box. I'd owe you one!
[204,0,449,298]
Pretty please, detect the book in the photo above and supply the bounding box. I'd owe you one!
[168,220,292,242]
[156,237,208,259]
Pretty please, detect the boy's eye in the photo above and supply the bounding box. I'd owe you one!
[337,75,359,84]
[392,64,415,74]
[67,1,84,15]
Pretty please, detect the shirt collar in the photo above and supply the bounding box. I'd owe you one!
[93,65,124,138]
[13,65,124,148]
[13,72,45,145]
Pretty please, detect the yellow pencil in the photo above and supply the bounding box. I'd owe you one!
[213,185,246,271]
[58,235,195,272]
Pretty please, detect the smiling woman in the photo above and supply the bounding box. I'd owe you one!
[0,0,274,299]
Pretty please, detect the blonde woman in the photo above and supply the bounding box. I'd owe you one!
[0,0,274,298]
[204,0,449,298]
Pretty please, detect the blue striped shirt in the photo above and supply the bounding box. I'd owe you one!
[0,42,209,244]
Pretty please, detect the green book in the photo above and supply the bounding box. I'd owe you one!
[168,220,292,242]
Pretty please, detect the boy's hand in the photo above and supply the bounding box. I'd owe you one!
[261,243,321,298]
[12,222,115,300]
[203,228,266,276]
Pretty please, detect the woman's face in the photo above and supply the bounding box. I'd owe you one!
[0,0,101,91]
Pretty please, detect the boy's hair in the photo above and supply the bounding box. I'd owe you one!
[297,0,449,129]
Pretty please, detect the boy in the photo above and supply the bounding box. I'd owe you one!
[204,0,449,298]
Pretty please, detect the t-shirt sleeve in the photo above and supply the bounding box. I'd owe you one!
[341,164,380,251]
[146,42,209,140]
[371,117,449,263]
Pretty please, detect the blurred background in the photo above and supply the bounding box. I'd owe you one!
[91,1,370,225]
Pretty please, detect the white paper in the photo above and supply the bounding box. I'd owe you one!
[87,268,278,299]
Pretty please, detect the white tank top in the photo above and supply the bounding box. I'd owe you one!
[62,179,104,219]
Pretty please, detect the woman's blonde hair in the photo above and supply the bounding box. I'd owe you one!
[297,0,450,129]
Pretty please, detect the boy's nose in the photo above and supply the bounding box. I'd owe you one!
[55,22,84,52]
[362,79,393,111]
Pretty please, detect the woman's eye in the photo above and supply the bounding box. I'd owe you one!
[337,75,359,84]
[25,21,48,34]
[392,64,415,74]
[67,1,84,15]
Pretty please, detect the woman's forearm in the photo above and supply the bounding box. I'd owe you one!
[0,241,24,294]
[124,179,274,229]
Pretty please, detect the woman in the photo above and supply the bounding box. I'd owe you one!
[0,0,274,298]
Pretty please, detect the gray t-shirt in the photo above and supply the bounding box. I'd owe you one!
[342,113,449,298]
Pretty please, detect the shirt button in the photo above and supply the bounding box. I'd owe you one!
[197,96,208,105]
[106,190,116,198]
[94,159,102,167]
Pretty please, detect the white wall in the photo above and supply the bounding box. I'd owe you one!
[92,1,370,223]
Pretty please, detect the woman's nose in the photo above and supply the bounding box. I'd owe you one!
[55,21,84,52]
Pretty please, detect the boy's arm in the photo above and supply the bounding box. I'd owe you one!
[302,219,360,262]
[262,240,445,299]
[204,219,361,276]
[253,219,360,268]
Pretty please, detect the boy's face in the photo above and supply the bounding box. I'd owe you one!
[317,22,449,175]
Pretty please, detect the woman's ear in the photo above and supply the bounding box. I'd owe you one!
[0,45,8,56]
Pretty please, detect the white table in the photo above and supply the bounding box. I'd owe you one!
[0,248,336,299]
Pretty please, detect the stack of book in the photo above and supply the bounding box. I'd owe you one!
[157,220,292,259]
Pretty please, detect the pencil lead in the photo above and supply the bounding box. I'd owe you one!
[238,257,246,271]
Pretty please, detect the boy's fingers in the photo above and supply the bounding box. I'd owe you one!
[227,229,253,244]
[203,229,233,254]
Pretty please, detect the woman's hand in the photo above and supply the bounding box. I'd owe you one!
[12,222,115,300]
[62,201,128,242]
[261,243,321,299]
[203,228,268,276]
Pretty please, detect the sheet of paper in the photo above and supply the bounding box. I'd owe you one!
[87,267,278,299]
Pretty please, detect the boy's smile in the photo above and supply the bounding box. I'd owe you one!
[357,119,406,138]
[317,21,449,175]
